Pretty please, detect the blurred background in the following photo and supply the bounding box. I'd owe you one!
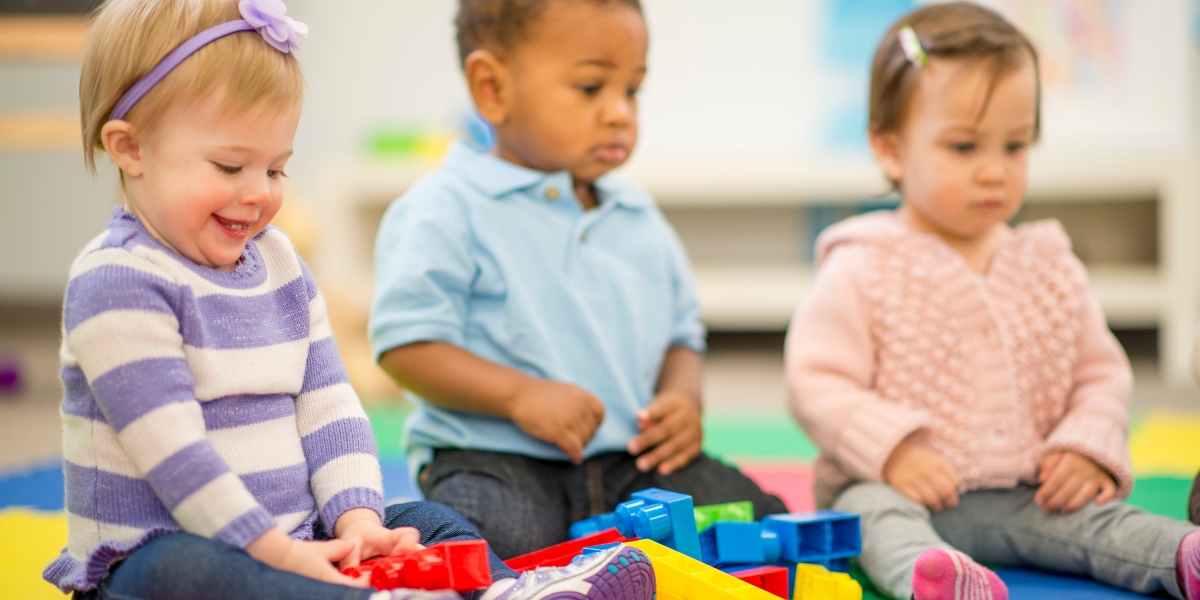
[2,1,1199,597]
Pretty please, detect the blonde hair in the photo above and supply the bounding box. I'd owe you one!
[80,0,305,174]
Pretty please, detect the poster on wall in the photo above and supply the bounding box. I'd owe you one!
[810,0,1189,155]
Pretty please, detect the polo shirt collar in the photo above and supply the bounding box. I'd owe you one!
[443,141,648,211]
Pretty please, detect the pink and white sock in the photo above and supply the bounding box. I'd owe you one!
[912,548,1008,600]
[1181,530,1200,600]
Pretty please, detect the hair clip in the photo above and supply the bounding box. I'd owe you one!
[898,26,927,69]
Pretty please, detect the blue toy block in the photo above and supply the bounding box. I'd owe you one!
[613,487,702,560]
[763,510,860,564]
[698,521,782,567]
[581,542,623,557]
[569,513,618,539]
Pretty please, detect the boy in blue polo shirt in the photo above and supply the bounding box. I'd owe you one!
[369,0,786,559]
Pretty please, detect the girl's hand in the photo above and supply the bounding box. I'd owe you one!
[883,440,961,512]
[627,391,702,476]
[1035,450,1117,513]
[335,508,424,571]
[246,527,365,587]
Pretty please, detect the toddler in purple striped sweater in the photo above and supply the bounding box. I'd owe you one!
[45,1,655,600]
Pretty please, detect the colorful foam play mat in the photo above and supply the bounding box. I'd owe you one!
[3,406,1196,599]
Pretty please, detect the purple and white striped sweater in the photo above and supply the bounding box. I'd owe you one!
[44,208,384,593]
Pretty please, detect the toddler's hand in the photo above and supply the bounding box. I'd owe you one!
[883,440,961,512]
[627,391,702,476]
[1035,450,1117,513]
[247,527,365,587]
[335,508,424,570]
[509,378,605,464]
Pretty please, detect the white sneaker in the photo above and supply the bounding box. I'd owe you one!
[484,544,655,600]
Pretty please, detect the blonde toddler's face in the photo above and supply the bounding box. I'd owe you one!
[491,1,647,183]
[121,92,301,270]
[874,57,1039,241]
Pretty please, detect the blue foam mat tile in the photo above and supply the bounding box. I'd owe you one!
[0,461,64,510]
[379,459,421,503]
[996,568,1168,599]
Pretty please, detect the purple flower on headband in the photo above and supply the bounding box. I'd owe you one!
[239,0,308,54]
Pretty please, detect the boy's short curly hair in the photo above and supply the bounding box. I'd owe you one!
[455,0,642,65]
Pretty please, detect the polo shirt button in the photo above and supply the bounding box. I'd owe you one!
[580,233,587,242]
[546,187,560,200]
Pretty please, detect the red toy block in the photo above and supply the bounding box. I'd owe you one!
[343,539,492,591]
[503,528,632,572]
[728,565,790,599]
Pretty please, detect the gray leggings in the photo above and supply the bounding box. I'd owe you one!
[833,482,1197,600]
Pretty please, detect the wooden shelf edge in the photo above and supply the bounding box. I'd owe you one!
[0,16,89,61]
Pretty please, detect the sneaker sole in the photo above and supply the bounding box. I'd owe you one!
[537,545,656,600]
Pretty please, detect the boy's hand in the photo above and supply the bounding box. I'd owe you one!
[510,378,605,464]
[627,391,702,476]
[334,508,424,570]
[247,527,365,587]
[883,440,961,512]
[1035,450,1117,513]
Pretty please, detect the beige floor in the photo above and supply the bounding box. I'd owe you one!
[1,310,1196,473]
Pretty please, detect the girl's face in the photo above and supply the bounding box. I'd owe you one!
[111,91,301,270]
[871,56,1039,241]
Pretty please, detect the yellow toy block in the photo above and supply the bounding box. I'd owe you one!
[627,539,778,600]
[794,563,862,600]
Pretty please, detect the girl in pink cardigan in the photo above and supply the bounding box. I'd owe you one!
[784,4,1200,600]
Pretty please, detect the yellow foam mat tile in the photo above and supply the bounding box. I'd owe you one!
[1128,410,1200,477]
[0,509,69,600]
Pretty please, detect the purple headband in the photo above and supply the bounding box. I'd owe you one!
[108,0,308,121]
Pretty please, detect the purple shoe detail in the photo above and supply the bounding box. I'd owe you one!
[495,544,655,600]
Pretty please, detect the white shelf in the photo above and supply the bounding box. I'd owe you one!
[616,150,1187,207]
[313,149,1198,386]
[694,262,1163,331]
[338,150,1187,210]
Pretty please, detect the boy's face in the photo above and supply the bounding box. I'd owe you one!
[485,1,647,184]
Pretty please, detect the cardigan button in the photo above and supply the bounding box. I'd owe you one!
[990,420,1009,444]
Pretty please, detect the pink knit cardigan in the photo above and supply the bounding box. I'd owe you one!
[785,211,1133,508]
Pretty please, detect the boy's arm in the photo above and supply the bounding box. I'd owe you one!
[294,265,385,532]
[379,341,604,464]
[370,194,604,464]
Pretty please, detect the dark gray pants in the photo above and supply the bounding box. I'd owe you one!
[835,482,1198,600]
[420,449,787,559]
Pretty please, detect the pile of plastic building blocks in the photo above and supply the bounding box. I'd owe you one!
[503,487,863,600]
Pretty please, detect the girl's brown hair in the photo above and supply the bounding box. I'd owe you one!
[869,2,1040,138]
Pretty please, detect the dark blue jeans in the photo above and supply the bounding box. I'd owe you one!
[422,450,788,559]
[77,501,518,600]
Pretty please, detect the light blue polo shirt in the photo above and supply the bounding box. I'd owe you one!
[369,141,706,467]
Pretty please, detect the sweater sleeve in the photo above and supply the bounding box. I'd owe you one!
[296,262,385,531]
[1042,289,1134,497]
[784,246,933,483]
[65,255,275,547]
